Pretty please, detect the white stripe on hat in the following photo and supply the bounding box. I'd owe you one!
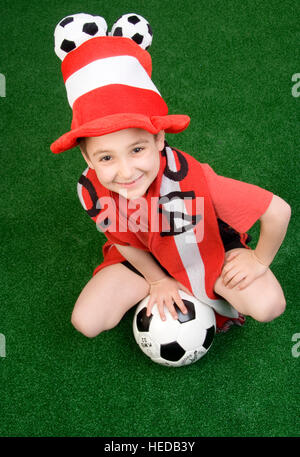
[65,55,161,107]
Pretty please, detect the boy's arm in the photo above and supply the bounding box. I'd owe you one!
[115,244,191,320]
[221,195,291,289]
[115,244,168,284]
[254,195,291,267]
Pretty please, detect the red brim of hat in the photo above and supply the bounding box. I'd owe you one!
[50,113,190,154]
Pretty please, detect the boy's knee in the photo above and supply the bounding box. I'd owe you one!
[71,313,98,338]
[71,309,115,338]
[251,297,286,323]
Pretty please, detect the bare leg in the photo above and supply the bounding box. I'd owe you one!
[214,250,286,322]
[71,263,149,337]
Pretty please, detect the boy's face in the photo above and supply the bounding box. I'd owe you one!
[80,128,165,199]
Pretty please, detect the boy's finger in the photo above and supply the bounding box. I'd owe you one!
[165,299,178,319]
[174,295,188,314]
[222,262,236,276]
[225,250,240,261]
[223,267,239,284]
[238,277,251,290]
[157,301,166,321]
[146,297,156,316]
[226,271,245,288]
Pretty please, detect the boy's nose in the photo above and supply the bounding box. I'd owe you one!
[117,159,134,181]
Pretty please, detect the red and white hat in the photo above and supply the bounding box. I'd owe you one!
[50,13,190,154]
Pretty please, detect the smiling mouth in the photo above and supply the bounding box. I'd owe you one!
[115,174,144,187]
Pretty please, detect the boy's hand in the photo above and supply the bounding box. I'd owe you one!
[221,248,268,290]
[146,276,193,321]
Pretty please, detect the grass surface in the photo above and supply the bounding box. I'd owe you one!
[0,0,299,437]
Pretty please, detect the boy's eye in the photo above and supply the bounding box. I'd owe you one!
[133,147,144,153]
[99,155,112,162]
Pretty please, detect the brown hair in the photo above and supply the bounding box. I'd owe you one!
[77,137,88,157]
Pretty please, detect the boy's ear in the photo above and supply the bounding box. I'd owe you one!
[156,130,165,151]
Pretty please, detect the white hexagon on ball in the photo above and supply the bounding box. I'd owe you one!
[150,306,180,345]
[177,319,207,352]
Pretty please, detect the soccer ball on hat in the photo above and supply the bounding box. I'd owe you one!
[110,13,153,50]
[54,13,108,61]
[133,291,216,367]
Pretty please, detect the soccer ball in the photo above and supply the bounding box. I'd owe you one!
[110,13,153,50]
[54,13,108,61]
[133,291,216,367]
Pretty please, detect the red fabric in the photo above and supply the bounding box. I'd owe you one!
[79,148,273,279]
[51,113,190,154]
[71,85,168,129]
[78,146,272,328]
[62,36,152,82]
[201,164,273,233]
[80,148,225,301]
[51,36,190,154]
[145,148,225,301]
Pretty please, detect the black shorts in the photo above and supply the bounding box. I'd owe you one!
[122,219,251,278]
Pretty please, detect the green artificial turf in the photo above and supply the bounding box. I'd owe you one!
[0,0,299,438]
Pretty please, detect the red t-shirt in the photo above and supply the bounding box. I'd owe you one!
[201,164,273,233]
[78,159,273,275]
[104,163,273,248]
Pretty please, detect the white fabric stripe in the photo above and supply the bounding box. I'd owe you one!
[77,167,89,210]
[65,55,161,107]
[160,146,238,318]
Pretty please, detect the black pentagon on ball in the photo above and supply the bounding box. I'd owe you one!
[174,299,195,324]
[82,22,99,36]
[113,27,123,37]
[60,39,76,53]
[202,325,215,350]
[147,23,153,36]
[132,33,144,45]
[60,17,74,28]
[136,307,152,332]
[160,341,185,362]
[128,15,140,25]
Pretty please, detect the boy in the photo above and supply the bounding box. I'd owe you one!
[51,14,291,338]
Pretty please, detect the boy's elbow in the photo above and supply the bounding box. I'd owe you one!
[286,202,291,221]
[262,195,291,224]
[279,197,291,223]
